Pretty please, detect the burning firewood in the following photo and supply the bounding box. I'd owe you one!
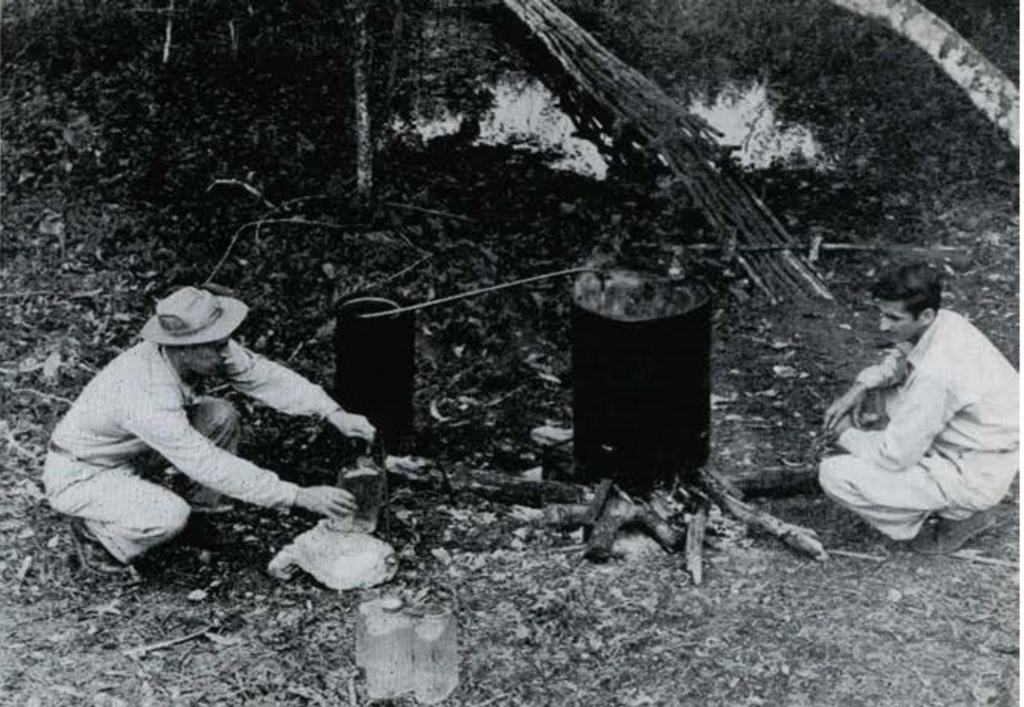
[697,469,829,561]
[385,460,828,566]
[540,479,680,561]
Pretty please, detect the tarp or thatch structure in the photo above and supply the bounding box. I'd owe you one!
[503,0,834,303]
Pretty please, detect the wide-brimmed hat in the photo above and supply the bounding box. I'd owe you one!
[141,287,249,346]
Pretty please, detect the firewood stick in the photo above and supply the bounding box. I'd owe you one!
[685,505,709,585]
[584,494,680,561]
[698,469,829,561]
[585,495,631,561]
[634,506,679,551]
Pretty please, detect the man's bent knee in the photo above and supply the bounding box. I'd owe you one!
[819,455,857,497]
[189,397,240,449]
[152,496,191,540]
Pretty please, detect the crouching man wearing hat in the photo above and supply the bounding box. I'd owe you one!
[44,286,377,574]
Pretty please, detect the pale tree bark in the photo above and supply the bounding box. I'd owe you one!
[353,0,373,198]
[829,0,1018,148]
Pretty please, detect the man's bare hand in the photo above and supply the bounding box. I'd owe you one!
[823,383,868,431]
[327,409,376,442]
[812,413,857,455]
[295,486,357,521]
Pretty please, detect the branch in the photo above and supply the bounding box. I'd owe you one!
[360,252,435,294]
[11,388,74,405]
[948,552,1018,569]
[124,625,215,660]
[202,218,369,285]
[162,0,174,64]
[206,179,278,210]
[0,420,40,460]
[382,201,478,223]
[0,288,102,299]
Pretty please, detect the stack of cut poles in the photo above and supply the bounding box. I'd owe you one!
[502,0,833,303]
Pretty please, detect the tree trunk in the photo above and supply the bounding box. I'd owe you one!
[829,0,1018,147]
[353,0,373,198]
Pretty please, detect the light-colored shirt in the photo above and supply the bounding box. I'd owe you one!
[839,309,1019,473]
[50,340,340,509]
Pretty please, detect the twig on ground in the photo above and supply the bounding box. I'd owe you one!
[286,340,307,363]
[123,625,215,660]
[0,290,57,299]
[947,552,1018,568]
[276,193,330,211]
[0,288,102,299]
[830,549,888,562]
[206,179,279,210]
[471,693,509,707]
[636,241,963,255]
[383,201,477,223]
[0,420,39,460]
[287,685,331,706]
[11,388,74,405]
[484,384,526,408]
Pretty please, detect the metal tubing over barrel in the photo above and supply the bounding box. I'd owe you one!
[571,276,711,492]
[335,297,415,449]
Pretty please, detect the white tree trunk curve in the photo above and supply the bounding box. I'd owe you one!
[830,0,1018,148]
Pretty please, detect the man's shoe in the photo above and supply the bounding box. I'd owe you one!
[909,509,1001,555]
[69,519,132,575]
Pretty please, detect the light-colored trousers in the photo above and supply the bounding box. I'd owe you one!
[819,393,1018,540]
[43,397,240,563]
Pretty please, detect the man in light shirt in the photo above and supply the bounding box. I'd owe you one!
[44,286,377,574]
[819,263,1018,553]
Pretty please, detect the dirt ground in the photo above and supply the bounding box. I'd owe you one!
[1,2,1020,706]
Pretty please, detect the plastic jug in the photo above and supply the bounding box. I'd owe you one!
[412,604,459,704]
[356,596,414,699]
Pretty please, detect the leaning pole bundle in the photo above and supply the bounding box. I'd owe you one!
[501,0,834,303]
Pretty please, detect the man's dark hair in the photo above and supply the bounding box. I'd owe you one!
[870,262,942,316]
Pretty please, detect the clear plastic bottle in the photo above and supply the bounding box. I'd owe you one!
[356,596,414,699]
[412,604,459,704]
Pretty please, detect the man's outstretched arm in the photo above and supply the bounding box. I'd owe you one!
[220,340,374,440]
